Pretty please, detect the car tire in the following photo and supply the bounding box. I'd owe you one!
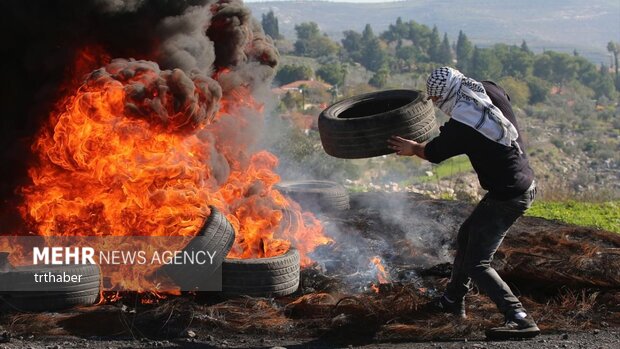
[0,263,101,312]
[318,89,436,159]
[275,180,350,213]
[160,205,236,290]
[221,247,300,297]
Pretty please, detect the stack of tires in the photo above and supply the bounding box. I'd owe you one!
[163,207,302,298]
[0,207,303,311]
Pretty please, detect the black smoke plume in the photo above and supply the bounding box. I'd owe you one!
[0,0,278,226]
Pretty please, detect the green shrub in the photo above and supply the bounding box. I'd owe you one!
[275,64,314,85]
[498,76,530,107]
[316,63,346,86]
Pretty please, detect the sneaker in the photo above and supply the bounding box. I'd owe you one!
[427,295,466,319]
[485,314,540,340]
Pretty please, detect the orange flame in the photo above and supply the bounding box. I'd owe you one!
[370,283,380,294]
[4,51,330,291]
[371,256,389,284]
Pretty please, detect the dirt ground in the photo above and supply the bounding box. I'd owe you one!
[1,192,618,348]
[0,328,619,349]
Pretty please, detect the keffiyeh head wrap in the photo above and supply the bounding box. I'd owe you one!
[426,67,522,153]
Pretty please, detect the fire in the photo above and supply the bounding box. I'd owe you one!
[71,46,112,87]
[371,256,390,284]
[5,53,330,291]
[369,256,390,294]
[370,284,380,294]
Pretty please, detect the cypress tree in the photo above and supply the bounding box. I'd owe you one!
[438,33,453,65]
[428,25,441,62]
[261,9,282,40]
[520,40,532,54]
[456,30,473,72]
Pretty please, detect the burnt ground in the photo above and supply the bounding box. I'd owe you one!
[1,192,619,348]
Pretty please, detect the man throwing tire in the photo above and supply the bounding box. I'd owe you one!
[387,66,539,340]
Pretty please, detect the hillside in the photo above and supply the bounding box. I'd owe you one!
[247,0,620,63]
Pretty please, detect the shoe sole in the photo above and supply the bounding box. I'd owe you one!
[485,327,540,340]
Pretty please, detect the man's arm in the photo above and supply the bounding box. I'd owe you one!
[388,119,468,163]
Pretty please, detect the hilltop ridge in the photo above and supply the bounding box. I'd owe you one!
[248,0,620,63]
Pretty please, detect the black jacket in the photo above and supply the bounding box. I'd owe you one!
[424,81,534,200]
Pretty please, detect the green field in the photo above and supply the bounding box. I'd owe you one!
[526,201,620,233]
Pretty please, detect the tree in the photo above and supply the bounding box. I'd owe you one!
[607,41,619,88]
[456,30,474,72]
[593,65,618,99]
[280,90,303,111]
[437,33,453,65]
[533,54,553,80]
[295,22,320,41]
[525,76,551,104]
[407,21,432,54]
[362,24,376,44]
[382,16,409,43]
[520,40,532,54]
[294,22,339,58]
[369,67,389,88]
[428,25,441,62]
[552,52,578,90]
[491,44,532,78]
[342,30,363,54]
[360,37,388,71]
[395,45,422,72]
[498,77,530,107]
[508,47,533,78]
[341,24,387,71]
[316,63,346,86]
[470,46,502,80]
[308,36,339,57]
[261,9,282,40]
[274,64,313,85]
[574,56,599,87]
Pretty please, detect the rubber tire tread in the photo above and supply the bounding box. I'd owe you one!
[276,180,350,212]
[221,248,300,297]
[318,89,437,159]
[162,206,235,290]
[0,264,101,311]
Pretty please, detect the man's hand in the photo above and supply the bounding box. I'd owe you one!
[387,135,427,159]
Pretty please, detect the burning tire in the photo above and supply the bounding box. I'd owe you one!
[222,247,300,297]
[160,206,236,290]
[318,89,436,159]
[0,263,101,312]
[276,180,350,213]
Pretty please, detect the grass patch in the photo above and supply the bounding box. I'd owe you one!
[526,201,620,233]
[418,155,473,183]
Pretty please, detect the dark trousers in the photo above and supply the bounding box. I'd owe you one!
[445,181,536,317]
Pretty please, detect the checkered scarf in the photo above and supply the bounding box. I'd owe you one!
[426,67,522,153]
